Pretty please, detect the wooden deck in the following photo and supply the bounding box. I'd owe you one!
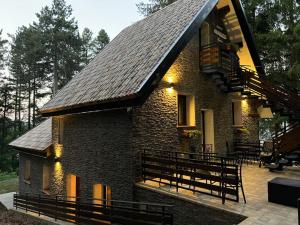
[141,164,299,225]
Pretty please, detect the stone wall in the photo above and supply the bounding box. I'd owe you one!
[19,153,52,196]
[132,28,236,169]
[134,185,246,225]
[233,98,260,143]
[50,110,134,202]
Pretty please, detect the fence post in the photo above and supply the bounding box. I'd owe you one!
[143,149,146,183]
[298,198,300,225]
[162,206,166,225]
[221,158,225,204]
[38,194,41,216]
[26,193,28,212]
[14,194,17,210]
[55,196,57,221]
[175,152,178,192]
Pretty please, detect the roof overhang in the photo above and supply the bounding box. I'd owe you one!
[12,146,51,158]
[41,0,264,117]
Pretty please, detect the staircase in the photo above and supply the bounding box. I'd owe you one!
[201,42,300,165]
[272,122,300,160]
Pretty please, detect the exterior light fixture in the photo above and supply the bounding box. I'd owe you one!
[54,156,60,162]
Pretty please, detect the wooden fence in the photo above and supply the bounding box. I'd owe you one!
[142,150,240,204]
[14,194,173,225]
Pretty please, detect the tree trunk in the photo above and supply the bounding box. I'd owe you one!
[32,76,36,127]
[27,81,31,130]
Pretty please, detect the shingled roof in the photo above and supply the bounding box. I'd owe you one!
[9,118,52,152]
[41,0,217,116]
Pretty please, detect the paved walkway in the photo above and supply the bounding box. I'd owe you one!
[142,164,300,225]
[0,192,15,209]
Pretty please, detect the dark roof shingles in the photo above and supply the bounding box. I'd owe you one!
[41,0,209,113]
[9,118,52,151]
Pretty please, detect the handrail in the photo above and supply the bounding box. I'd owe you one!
[22,193,173,207]
[143,149,239,166]
[14,193,174,225]
[142,150,240,204]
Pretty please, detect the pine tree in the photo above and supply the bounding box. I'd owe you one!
[137,0,176,16]
[35,0,82,94]
[93,29,110,55]
[81,28,95,66]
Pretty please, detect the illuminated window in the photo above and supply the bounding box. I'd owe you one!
[178,94,196,127]
[42,164,50,193]
[93,183,112,206]
[232,101,242,126]
[58,118,64,144]
[24,160,31,183]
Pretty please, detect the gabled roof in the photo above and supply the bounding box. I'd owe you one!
[41,0,264,116]
[41,0,217,116]
[9,118,52,152]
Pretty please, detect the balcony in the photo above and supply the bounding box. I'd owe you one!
[200,43,244,92]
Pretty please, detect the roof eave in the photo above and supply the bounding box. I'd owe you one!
[231,0,265,76]
[41,0,218,117]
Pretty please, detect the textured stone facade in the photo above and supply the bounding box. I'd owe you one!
[50,110,134,202]
[233,98,260,143]
[132,29,238,162]
[17,17,260,225]
[19,153,52,196]
[134,185,246,225]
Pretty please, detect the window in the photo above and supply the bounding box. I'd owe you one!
[232,101,242,126]
[177,94,196,127]
[93,184,112,206]
[24,160,31,183]
[58,118,64,144]
[42,165,50,193]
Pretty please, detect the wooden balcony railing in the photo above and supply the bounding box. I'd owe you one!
[201,43,240,81]
[14,194,173,225]
[142,150,240,204]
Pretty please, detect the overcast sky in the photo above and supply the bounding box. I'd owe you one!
[0,0,143,40]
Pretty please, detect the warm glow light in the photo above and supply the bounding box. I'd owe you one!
[54,161,63,188]
[167,87,174,94]
[167,76,174,84]
[55,144,63,158]
[242,99,248,105]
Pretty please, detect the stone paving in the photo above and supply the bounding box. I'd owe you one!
[0,192,15,209]
[143,164,300,225]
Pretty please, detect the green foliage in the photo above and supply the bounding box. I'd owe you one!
[35,0,82,94]
[81,28,95,66]
[182,129,202,139]
[137,0,176,16]
[0,30,7,72]
[242,0,300,92]
[0,0,111,173]
[93,29,110,55]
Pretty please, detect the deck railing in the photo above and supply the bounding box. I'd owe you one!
[200,43,240,81]
[298,198,300,225]
[142,150,240,204]
[14,193,173,225]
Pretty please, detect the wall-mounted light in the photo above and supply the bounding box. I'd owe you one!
[54,156,60,162]
[53,144,63,162]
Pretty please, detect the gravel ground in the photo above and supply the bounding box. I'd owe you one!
[0,210,49,225]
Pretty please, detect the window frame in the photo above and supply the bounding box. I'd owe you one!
[24,160,31,184]
[232,101,242,126]
[177,94,196,127]
[58,117,64,144]
[42,164,50,194]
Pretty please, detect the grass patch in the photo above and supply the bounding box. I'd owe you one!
[0,172,18,194]
[0,172,17,182]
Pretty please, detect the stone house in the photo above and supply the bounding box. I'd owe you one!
[9,0,273,224]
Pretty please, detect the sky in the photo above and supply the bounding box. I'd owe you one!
[0,0,143,40]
